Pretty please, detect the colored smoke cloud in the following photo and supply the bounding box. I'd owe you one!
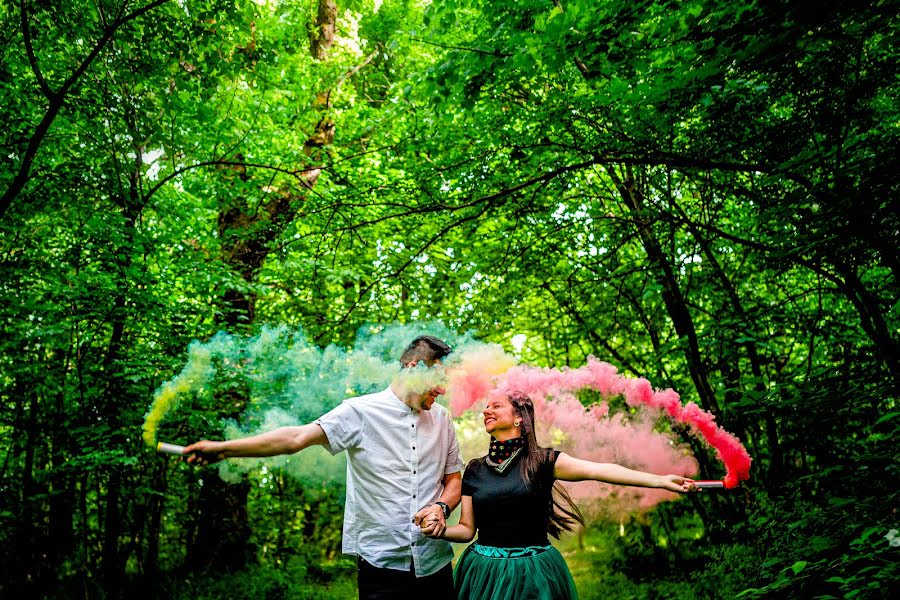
[142,342,215,447]
[143,323,485,485]
[145,323,750,513]
[448,355,752,490]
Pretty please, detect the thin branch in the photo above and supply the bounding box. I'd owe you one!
[327,157,608,232]
[409,36,510,58]
[59,0,173,99]
[20,0,54,100]
[143,159,317,203]
[573,56,592,79]
[326,50,378,108]
[541,281,645,378]
[94,0,109,28]
[318,201,494,340]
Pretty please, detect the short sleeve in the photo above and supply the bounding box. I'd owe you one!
[314,400,365,454]
[444,417,463,475]
[461,463,477,496]
[546,449,561,484]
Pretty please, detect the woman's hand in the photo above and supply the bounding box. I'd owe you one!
[419,516,446,538]
[413,504,446,538]
[658,474,698,493]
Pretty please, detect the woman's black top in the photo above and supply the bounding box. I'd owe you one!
[461,448,560,548]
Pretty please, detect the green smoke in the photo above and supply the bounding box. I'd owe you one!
[151,322,494,487]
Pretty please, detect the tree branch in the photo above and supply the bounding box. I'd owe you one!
[20,0,54,100]
[317,201,494,340]
[325,50,378,108]
[0,0,174,222]
[409,36,510,58]
[60,0,173,99]
[143,159,318,203]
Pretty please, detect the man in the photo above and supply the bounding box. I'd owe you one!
[184,335,462,600]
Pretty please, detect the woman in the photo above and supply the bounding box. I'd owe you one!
[421,392,697,600]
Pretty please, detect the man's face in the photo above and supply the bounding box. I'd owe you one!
[405,358,446,411]
[415,384,446,411]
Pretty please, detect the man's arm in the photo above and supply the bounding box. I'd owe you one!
[435,413,463,511]
[439,470,462,511]
[184,424,328,466]
[414,412,464,535]
[413,471,461,537]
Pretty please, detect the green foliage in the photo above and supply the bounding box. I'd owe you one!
[719,493,897,599]
[165,561,357,600]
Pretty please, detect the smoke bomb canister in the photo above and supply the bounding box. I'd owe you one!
[156,442,185,455]
[694,480,726,489]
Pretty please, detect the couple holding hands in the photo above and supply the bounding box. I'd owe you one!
[185,336,697,600]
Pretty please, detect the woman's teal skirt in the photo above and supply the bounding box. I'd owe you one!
[454,543,578,600]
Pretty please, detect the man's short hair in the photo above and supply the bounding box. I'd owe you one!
[399,335,452,366]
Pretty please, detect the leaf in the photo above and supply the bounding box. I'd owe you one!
[851,527,880,545]
[875,411,900,425]
[791,561,808,575]
[828,497,854,507]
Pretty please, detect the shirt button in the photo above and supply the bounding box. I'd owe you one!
[413,471,417,474]
[413,494,416,498]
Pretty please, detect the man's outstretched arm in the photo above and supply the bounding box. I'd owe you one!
[184,424,328,465]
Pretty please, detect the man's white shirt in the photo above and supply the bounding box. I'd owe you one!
[316,386,463,577]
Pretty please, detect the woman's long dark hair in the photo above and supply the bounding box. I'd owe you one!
[507,392,585,539]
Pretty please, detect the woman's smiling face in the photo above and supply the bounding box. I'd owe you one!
[482,397,519,437]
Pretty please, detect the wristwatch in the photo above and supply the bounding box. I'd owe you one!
[435,501,450,519]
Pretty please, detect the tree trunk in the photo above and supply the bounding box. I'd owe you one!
[835,262,900,388]
[607,165,721,414]
[310,0,337,60]
[184,0,342,573]
[670,189,783,481]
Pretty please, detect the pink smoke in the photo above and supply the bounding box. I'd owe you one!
[448,356,752,490]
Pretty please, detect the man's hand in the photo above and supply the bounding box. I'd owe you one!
[183,440,226,466]
[413,504,446,538]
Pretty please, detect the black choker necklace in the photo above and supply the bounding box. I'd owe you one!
[485,436,526,473]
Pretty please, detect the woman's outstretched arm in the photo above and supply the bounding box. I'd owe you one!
[554,452,696,493]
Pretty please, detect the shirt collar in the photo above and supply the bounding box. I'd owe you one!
[384,386,416,412]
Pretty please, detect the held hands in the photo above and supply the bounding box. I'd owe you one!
[659,474,698,493]
[183,440,226,466]
[413,504,446,539]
